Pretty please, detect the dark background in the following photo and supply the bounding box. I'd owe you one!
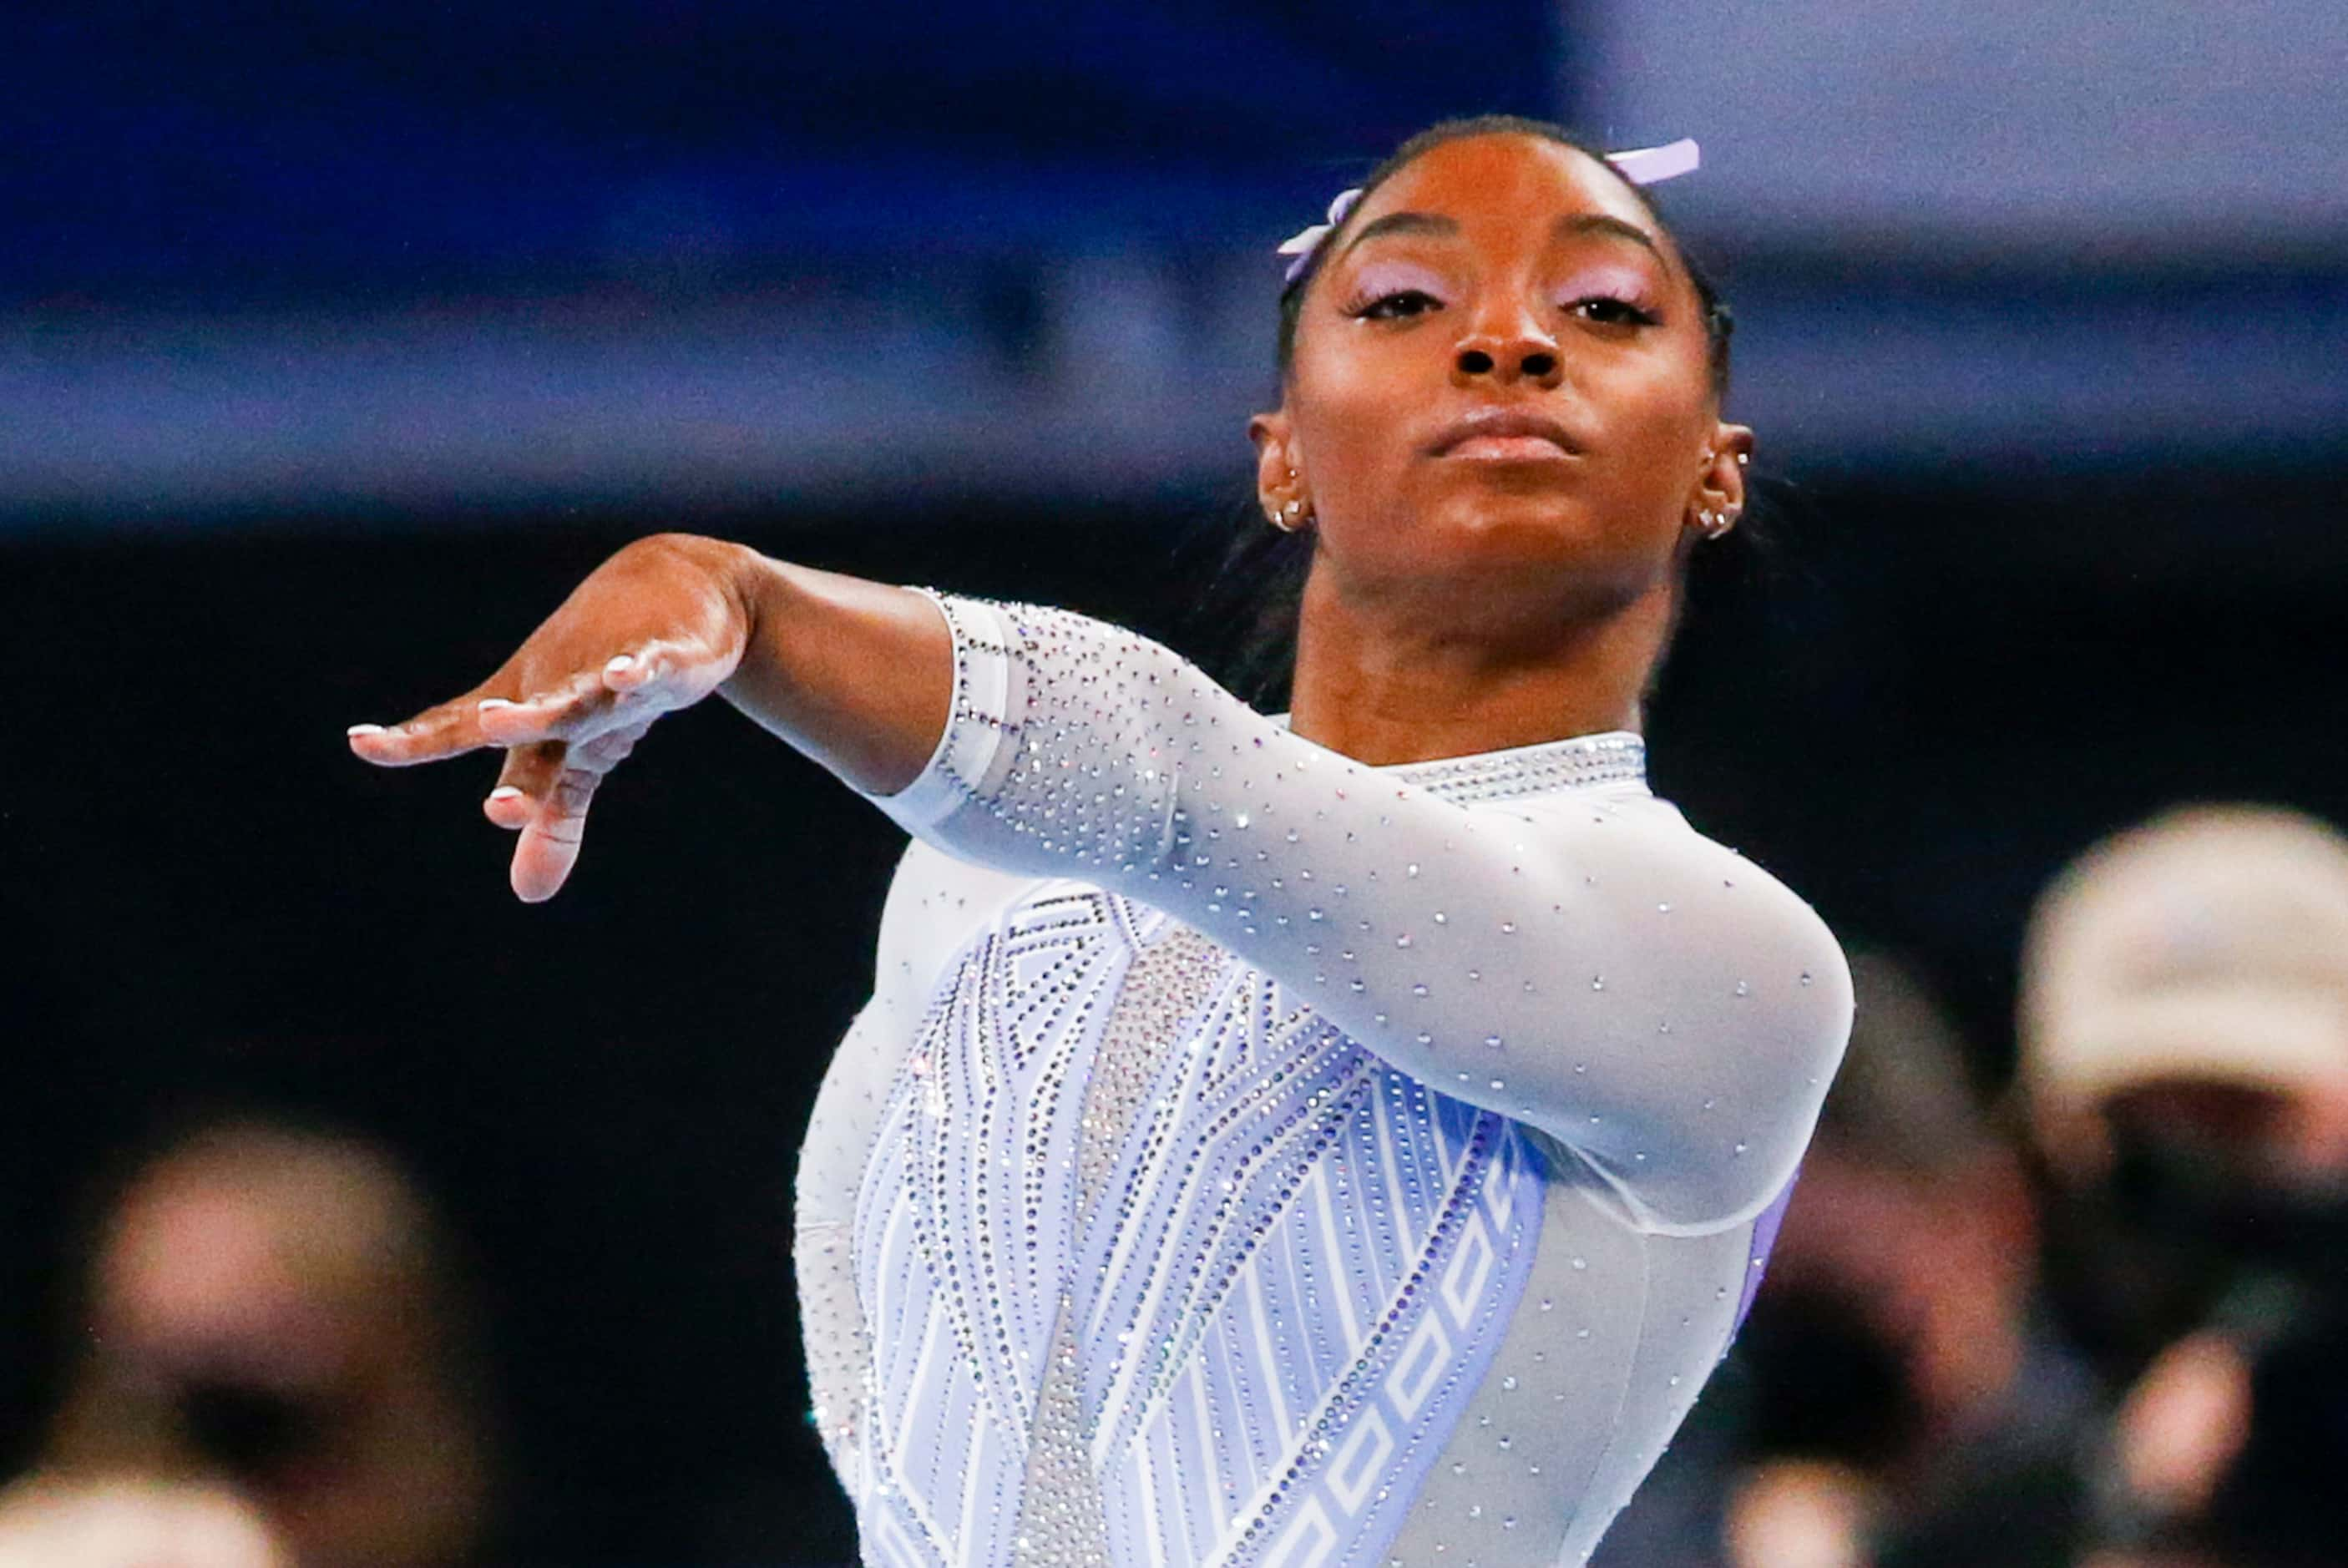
[4,3,2343,1563]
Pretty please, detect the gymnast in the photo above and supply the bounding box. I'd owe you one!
[351,116,1854,1567]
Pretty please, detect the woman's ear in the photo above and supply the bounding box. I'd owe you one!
[1687,422,1755,535]
[1249,411,1304,525]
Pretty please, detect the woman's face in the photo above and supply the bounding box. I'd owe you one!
[1257,133,1748,625]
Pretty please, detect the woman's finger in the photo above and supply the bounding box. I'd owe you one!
[475,670,614,744]
[347,692,496,767]
[500,716,659,901]
[599,639,696,696]
[479,649,696,749]
[509,762,600,903]
[358,640,706,768]
[483,741,566,831]
[483,786,531,830]
[573,716,654,768]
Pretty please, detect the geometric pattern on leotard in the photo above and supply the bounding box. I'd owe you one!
[852,890,1545,1567]
[854,889,1132,1565]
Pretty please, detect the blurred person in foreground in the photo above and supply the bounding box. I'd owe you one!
[0,1117,491,1568]
[0,1477,287,1568]
[1597,953,2090,1568]
[349,117,1855,1565]
[2017,805,2348,1568]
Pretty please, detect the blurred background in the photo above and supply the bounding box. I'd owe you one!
[3,3,2343,1565]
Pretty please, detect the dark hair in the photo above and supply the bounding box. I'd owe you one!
[1196,114,1754,710]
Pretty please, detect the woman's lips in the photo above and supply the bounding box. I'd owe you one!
[1428,408,1582,462]
[1443,433,1575,462]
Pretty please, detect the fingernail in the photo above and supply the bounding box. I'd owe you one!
[478,697,514,711]
[347,723,387,737]
[487,787,524,803]
[605,654,636,675]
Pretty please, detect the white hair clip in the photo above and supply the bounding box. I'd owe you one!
[1277,187,1365,285]
[1605,137,1701,186]
[1278,137,1701,286]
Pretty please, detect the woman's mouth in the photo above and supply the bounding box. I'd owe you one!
[1445,434,1575,462]
[1428,408,1581,463]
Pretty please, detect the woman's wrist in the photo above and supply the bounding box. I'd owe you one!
[624,530,767,635]
[716,549,954,794]
[716,539,792,670]
[714,541,813,731]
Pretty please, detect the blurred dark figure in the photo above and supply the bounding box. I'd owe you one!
[0,1118,492,1568]
[1597,953,2090,1568]
[2017,805,2348,1568]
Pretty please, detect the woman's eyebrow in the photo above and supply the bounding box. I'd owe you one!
[1338,211,1459,259]
[1339,210,1667,264]
[1554,212,1665,259]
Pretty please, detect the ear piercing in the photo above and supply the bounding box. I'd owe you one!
[1693,448,1743,536]
[1268,468,1313,533]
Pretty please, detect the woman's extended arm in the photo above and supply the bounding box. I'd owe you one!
[353,536,1850,1228]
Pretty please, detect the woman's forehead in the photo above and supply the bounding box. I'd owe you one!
[1361,134,1657,239]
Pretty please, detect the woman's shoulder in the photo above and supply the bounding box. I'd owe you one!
[1502,783,1849,981]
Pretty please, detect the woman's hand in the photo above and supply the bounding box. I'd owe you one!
[347,534,757,903]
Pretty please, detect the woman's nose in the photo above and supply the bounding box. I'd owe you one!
[1452,323,1564,388]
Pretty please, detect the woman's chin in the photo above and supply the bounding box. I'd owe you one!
[1420,494,1615,564]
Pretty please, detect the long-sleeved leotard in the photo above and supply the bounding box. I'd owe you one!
[796,594,1852,1568]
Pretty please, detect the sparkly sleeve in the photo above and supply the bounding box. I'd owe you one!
[865,594,1854,1234]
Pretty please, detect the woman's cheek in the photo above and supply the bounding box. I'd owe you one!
[1604,369,1704,472]
[1299,374,1401,482]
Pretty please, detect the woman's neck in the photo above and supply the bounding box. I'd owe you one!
[1284,570,1668,766]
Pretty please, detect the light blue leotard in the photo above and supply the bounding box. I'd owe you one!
[796,596,1850,1568]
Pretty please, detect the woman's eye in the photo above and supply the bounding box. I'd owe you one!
[1569,296,1659,327]
[1356,289,1441,321]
